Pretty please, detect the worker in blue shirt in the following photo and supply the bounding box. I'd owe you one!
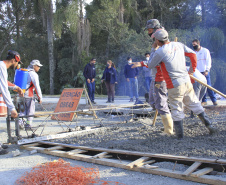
[83,58,96,104]
[124,57,139,102]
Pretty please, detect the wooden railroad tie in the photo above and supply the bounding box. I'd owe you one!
[20,141,226,185]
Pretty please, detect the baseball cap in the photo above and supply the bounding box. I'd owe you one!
[30,60,43,67]
[153,29,168,41]
[145,19,161,30]
[90,58,96,62]
[127,57,132,61]
[7,50,22,64]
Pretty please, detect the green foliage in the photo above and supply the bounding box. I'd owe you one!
[1,0,226,95]
[54,0,79,38]
[211,58,226,93]
[74,70,85,87]
[94,62,105,94]
[60,83,74,93]
[169,27,225,53]
[57,58,73,84]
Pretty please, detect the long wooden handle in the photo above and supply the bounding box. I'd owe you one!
[174,36,225,99]
[152,109,158,126]
[189,75,226,99]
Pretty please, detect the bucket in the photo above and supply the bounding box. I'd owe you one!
[14,68,28,93]
[0,94,7,117]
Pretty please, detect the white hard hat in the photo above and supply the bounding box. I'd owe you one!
[30,60,43,67]
[153,29,168,41]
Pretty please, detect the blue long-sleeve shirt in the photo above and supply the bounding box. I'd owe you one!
[83,63,96,80]
[124,64,138,78]
[101,67,117,84]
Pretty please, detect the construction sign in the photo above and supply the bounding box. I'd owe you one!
[52,88,83,121]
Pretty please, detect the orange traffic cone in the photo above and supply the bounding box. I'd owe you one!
[0,94,7,117]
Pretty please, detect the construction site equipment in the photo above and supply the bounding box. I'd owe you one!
[14,68,28,93]
[21,141,226,185]
[6,102,153,144]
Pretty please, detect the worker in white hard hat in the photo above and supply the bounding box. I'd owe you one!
[19,59,43,129]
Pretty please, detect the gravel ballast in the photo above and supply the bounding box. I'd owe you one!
[55,110,226,159]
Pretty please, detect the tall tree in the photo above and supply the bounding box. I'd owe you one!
[37,0,55,94]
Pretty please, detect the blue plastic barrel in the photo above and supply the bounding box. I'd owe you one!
[14,68,28,90]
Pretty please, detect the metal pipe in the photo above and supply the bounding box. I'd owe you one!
[15,116,20,138]
[6,108,12,143]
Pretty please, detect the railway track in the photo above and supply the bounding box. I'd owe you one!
[20,141,226,185]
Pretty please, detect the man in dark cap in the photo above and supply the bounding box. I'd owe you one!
[83,58,97,104]
[145,19,163,37]
[0,50,24,154]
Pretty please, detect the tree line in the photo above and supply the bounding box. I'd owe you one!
[0,0,225,95]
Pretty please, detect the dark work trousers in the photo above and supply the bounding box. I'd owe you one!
[201,73,217,103]
[105,81,115,101]
[145,76,152,92]
[153,81,170,115]
[86,81,95,101]
[19,98,36,126]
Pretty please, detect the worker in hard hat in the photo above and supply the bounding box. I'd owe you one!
[19,60,43,129]
[133,19,174,136]
[0,50,24,155]
[148,29,217,138]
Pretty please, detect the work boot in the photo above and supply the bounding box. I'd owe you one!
[19,119,24,129]
[160,114,174,136]
[106,98,111,103]
[129,98,133,102]
[91,101,97,104]
[213,101,218,106]
[112,98,114,103]
[1,144,8,149]
[198,112,217,135]
[25,121,32,129]
[190,111,195,118]
[0,149,8,155]
[151,104,156,110]
[135,98,139,103]
[201,102,207,106]
[174,120,184,139]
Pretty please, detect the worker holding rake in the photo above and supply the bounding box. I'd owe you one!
[146,29,217,139]
[133,19,174,136]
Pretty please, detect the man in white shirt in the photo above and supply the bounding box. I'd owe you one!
[19,60,43,129]
[0,50,24,154]
[186,66,207,101]
[192,39,217,106]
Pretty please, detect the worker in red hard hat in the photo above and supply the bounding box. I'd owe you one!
[0,50,24,155]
